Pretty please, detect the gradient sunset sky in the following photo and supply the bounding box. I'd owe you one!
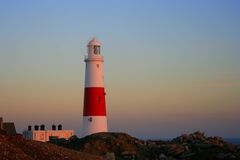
[0,0,240,138]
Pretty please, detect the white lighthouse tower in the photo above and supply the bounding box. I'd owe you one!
[82,38,108,137]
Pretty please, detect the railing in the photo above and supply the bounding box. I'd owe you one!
[84,55,104,62]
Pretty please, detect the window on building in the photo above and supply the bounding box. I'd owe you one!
[97,64,99,68]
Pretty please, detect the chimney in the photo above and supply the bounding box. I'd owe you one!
[34,125,39,130]
[28,125,32,131]
[58,124,62,130]
[0,117,3,130]
[52,124,56,130]
[40,124,45,130]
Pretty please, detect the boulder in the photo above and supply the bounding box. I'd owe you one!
[104,152,115,160]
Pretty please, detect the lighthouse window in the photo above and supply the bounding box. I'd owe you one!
[97,64,99,68]
[93,45,100,54]
[97,96,101,101]
[88,117,92,122]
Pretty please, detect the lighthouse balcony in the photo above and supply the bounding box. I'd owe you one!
[85,55,104,62]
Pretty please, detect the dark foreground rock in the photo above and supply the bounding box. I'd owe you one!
[0,134,102,160]
[1,131,240,160]
[50,131,240,160]
[56,132,149,159]
[152,131,240,160]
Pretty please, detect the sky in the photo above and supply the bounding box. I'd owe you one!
[0,0,240,138]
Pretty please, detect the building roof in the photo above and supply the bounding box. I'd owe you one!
[87,37,101,46]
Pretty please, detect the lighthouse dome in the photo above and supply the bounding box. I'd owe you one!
[88,37,101,46]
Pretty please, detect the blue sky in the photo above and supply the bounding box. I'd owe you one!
[0,0,240,138]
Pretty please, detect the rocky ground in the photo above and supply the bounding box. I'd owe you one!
[50,131,240,160]
[0,134,102,160]
[1,131,240,160]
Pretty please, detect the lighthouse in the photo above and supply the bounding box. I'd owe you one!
[82,38,108,137]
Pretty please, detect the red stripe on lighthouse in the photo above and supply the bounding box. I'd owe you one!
[83,87,106,116]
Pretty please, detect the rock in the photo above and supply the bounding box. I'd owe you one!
[48,132,240,160]
[69,135,78,142]
[121,151,137,160]
[194,143,213,149]
[104,152,115,160]
[216,153,234,159]
[0,134,102,160]
[159,153,167,159]
[180,152,195,158]
[166,144,185,156]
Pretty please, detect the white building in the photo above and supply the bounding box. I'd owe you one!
[23,124,74,142]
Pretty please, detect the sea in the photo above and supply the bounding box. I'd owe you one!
[225,138,240,145]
